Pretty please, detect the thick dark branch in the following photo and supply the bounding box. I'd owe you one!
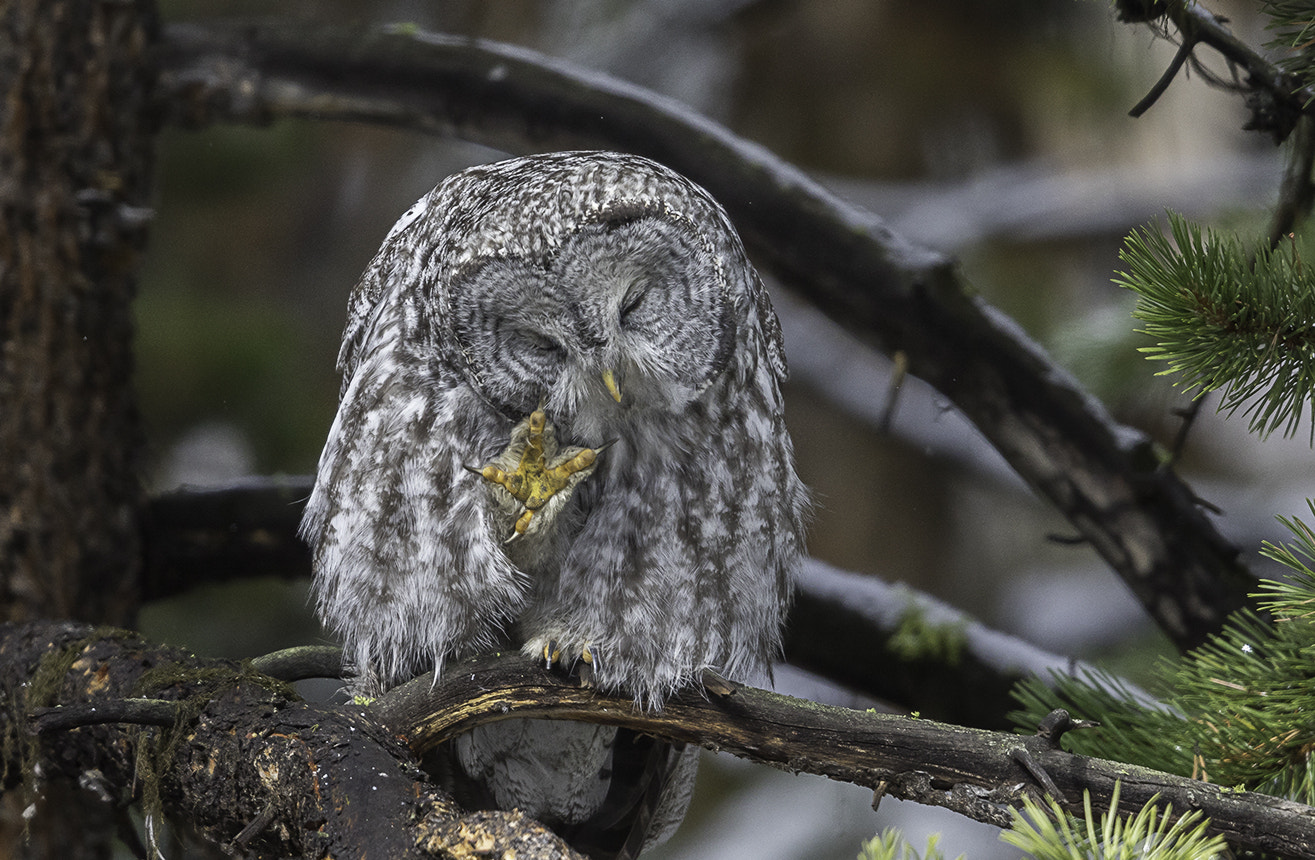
[371,652,1315,859]
[0,621,582,860]
[1269,115,1315,247]
[142,477,311,600]
[32,698,180,731]
[787,558,1129,729]
[154,22,1255,650]
[9,623,1314,858]
[142,479,1110,727]
[248,644,344,681]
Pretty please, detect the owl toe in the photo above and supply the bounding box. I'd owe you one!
[576,644,598,688]
[541,638,563,669]
[537,638,599,686]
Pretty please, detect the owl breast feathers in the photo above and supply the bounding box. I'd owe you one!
[300,150,807,706]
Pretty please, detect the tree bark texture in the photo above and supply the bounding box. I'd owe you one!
[6,623,1314,860]
[0,0,156,627]
[3,622,583,860]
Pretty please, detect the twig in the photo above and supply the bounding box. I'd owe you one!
[370,651,1315,858]
[1169,395,1208,467]
[31,698,180,732]
[229,803,278,852]
[249,645,344,682]
[1130,36,1198,118]
[878,349,909,434]
[1011,747,1066,801]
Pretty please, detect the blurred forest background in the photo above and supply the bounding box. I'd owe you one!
[132,1,1304,857]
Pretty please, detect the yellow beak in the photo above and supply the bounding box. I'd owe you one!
[602,369,622,403]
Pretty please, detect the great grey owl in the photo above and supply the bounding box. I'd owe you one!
[300,151,807,857]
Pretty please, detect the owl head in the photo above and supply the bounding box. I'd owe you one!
[346,152,784,444]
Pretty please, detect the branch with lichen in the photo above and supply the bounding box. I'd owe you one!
[11,621,1315,857]
[139,477,1127,730]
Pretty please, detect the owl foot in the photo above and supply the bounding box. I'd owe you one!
[541,639,598,688]
[467,409,610,542]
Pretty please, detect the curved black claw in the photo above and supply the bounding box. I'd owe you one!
[541,640,599,687]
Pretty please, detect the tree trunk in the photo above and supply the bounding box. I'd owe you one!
[0,0,156,624]
[0,0,159,855]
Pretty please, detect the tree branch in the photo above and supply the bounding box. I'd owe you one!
[1122,1,1315,139]
[1164,2,1314,140]
[153,21,1255,651]
[1269,115,1315,248]
[8,621,1314,859]
[369,652,1315,859]
[1,621,583,860]
[786,558,1136,730]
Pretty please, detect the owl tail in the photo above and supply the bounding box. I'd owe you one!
[558,733,697,860]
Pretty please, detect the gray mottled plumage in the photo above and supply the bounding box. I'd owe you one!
[300,151,807,856]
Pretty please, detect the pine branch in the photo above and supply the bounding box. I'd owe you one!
[1003,785,1227,860]
[1116,212,1315,441]
[1257,500,1315,621]
[1016,506,1315,807]
[1123,1,1315,141]
[1263,1,1315,94]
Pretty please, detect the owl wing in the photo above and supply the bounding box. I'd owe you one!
[336,193,436,393]
[748,269,789,383]
[300,277,528,692]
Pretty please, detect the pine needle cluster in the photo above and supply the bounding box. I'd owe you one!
[1263,1,1315,93]
[1113,211,1315,440]
[859,788,1225,860]
[1002,785,1226,860]
[1012,502,1315,804]
[858,830,961,860]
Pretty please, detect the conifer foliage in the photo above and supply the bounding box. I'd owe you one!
[1013,506,1315,804]
[1115,212,1315,441]
[964,3,1315,856]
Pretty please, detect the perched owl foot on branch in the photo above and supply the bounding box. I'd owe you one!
[539,639,599,688]
[466,408,610,543]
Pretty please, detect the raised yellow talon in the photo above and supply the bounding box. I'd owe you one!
[513,509,534,536]
[472,408,606,538]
